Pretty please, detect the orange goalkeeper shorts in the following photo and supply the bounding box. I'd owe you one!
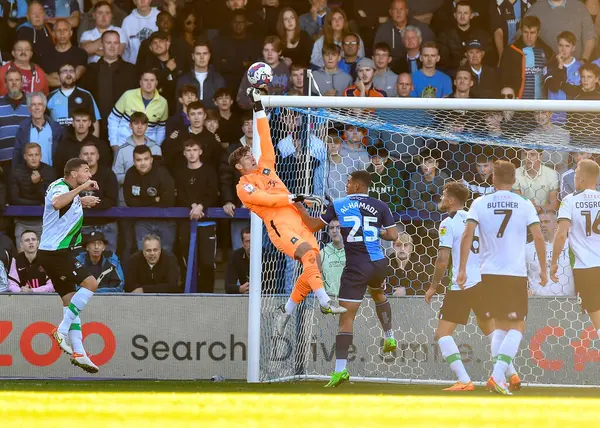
[266,219,319,260]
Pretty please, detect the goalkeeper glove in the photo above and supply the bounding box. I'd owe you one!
[246,87,264,112]
[290,194,306,203]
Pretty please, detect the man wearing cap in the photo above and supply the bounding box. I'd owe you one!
[343,58,387,97]
[75,231,125,293]
[137,31,184,113]
[466,40,501,99]
[436,0,495,77]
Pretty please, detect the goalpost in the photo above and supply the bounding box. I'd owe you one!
[247,94,600,386]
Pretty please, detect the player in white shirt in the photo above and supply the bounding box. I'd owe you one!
[526,211,575,297]
[425,182,496,391]
[552,159,600,339]
[37,158,101,374]
[458,161,547,395]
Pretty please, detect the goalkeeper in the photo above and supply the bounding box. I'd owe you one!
[228,88,346,336]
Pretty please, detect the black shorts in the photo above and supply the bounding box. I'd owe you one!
[339,259,389,302]
[37,249,92,297]
[482,274,528,321]
[439,283,489,325]
[573,267,600,313]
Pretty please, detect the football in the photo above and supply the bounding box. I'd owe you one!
[247,62,273,89]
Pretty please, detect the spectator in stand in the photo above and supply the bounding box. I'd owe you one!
[112,111,162,204]
[78,0,127,41]
[341,125,370,169]
[490,0,533,55]
[10,142,55,239]
[7,230,54,292]
[80,30,137,137]
[13,92,62,168]
[54,108,111,175]
[526,211,575,297]
[373,0,435,73]
[344,58,388,97]
[277,7,313,67]
[214,88,241,146]
[0,69,30,152]
[408,150,449,211]
[163,101,221,175]
[47,63,101,136]
[288,63,306,95]
[310,8,366,70]
[15,1,54,64]
[166,84,198,138]
[321,219,344,296]
[135,11,191,74]
[39,19,87,89]
[367,144,406,212]
[411,42,452,97]
[138,31,184,114]
[560,152,600,199]
[237,36,290,109]
[108,69,168,150]
[466,40,501,99]
[225,227,250,294]
[396,25,422,75]
[0,40,49,96]
[212,10,261,91]
[395,72,413,97]
[565,63,600,146]
[338,33,362,79]
[526,0,595,61]
[373,43,398,97]
[500,15,553,100]
[79,1,126,63]
[176,39,226,110]
[204,110,225,149]
[76,231,124,292]
[514,148,560,213]
[544,31,582,123]
[125,234,180,293]
[173,139,219,293]
[325,132,347,199]
[299,0,329,38]
[220,112,252,249]
[0,0,28,29]
[311,43,352,96]
[124,145,176,252]
[120,0,160,64]
[79,142,119,252]
[462,154,495,202]
[386,230,431,296]
[523,111,570,174]
[437,1,495,77]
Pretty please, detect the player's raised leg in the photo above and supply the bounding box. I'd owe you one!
[325,300,357,387]
[369,284,396,352]
[68,314,99,373]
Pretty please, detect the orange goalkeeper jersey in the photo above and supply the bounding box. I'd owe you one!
[236,111,301,225]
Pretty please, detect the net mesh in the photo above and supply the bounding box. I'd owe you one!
[256,102,600,386]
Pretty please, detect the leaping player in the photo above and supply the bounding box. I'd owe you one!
[551,159,600,345]
[228,88,346,336]
[295,170,399,387]
[425,181,519,391]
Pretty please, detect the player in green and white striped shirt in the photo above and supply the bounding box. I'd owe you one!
[38,158,101,374]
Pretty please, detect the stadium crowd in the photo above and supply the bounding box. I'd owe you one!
[0,0,598,296]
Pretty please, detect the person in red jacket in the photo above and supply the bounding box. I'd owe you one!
[0,39,49,96]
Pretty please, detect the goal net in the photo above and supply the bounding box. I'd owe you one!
[248,96,600,387]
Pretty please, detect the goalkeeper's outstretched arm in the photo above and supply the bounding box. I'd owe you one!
[295,202,326,232]
[237,183,294,208]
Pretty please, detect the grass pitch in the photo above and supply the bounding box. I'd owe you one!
[1,380,599,427]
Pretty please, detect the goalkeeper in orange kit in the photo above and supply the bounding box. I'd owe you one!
[228,88,346,335]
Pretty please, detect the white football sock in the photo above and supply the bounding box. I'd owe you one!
[284,299,297,315]
[335,359,347,372]
[58,288,94,335]
[439,335,470,384]
[492,329,522,384]
[314,288,331,307]
[68,315,85,355]
[490,330,517,376]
